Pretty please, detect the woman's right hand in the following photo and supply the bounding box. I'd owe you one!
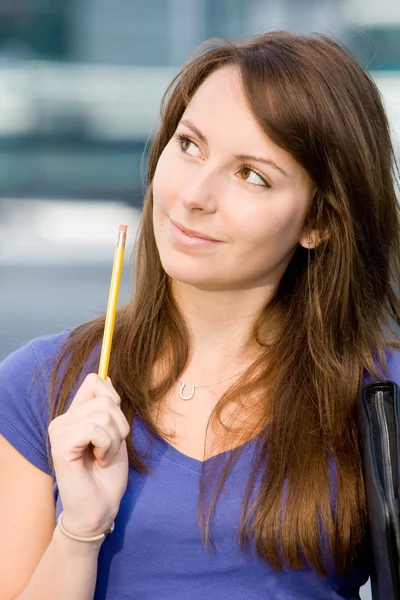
[48,373,130,539]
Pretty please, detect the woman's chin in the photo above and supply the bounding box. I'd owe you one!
[167,270,213,289]
[161,261,220,290]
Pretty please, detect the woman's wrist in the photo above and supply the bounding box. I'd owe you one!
[57,511,115,543]
[59,510,115,540]
[53,524,105,558]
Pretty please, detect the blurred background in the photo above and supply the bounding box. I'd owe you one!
[1,0,399,362]
[0,2,399,596]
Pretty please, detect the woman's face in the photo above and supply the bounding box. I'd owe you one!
[152,66,314,292]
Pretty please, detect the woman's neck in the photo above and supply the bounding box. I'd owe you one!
[172,281,277,379]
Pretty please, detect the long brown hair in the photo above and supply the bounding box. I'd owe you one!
[49,31,400,575]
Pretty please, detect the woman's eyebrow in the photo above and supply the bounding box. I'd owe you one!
[179,118,288,177]
[180,119,208,145]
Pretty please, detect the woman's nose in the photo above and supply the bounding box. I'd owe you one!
[179,167,218,213]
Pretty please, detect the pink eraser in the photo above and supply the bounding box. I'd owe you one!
[119,224,128,233]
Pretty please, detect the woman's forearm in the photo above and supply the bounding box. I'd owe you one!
[15,527,102,600]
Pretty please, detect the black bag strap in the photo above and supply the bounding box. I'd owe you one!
[358,381,400,599]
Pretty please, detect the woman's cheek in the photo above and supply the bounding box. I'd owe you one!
[152,156,168,204]
[153,150,184,209]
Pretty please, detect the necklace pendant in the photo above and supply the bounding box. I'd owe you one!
[179,383,195,400]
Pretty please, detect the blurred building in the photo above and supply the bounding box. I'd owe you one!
[344,0,400,69]
[0,0,398,205]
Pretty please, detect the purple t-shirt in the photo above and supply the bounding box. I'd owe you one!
[1,329,399,599]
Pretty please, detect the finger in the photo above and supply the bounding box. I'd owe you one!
[89,413,122,464]
[50,421,113,464]
[66,396,130,440]
[52,390,129,465]
[69,373,121,409]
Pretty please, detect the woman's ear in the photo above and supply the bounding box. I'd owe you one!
[299,229,329,250]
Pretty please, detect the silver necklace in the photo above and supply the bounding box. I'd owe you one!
[177,365,249,401]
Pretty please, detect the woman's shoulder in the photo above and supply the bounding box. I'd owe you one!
[0,328,73,387]
[25,328,73,368]
[0,328,74,475]
[383,346,400,383]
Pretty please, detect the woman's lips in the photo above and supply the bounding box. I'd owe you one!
[170,219,222,247]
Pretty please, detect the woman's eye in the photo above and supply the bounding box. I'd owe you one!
[176,134,202,157]
[238,166,269,188]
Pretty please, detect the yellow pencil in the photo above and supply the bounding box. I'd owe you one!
[98,224,127,380]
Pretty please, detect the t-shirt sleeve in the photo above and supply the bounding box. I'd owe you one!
[0,341,54,476]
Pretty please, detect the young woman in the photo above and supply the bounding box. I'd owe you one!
[1,31,399,600]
